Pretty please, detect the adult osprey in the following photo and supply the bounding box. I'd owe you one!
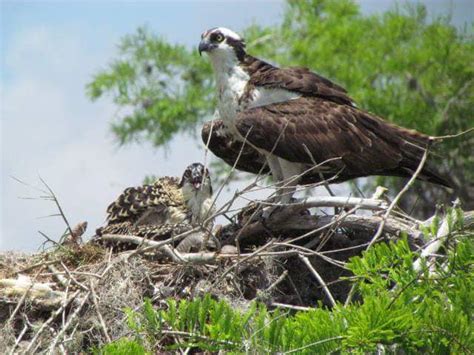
[199,27,451,202]
[96,163,214,243]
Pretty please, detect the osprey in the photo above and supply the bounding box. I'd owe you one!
[199,27,452,203]
[96,162,214,243]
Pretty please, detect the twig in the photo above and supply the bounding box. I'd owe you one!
[413,208,458,274]
[302,143,336,197]
[59,262,89,291]
[276,242,345,268]
[271,302,312,311]
[283,336,345,354]
[430,127,474,141]
[38,230,60,248]
[267,270,288,292]
[214,240,276,286]
[48,264,69,288]
[46,291,91,354]
[258,195,387,211]
[367,147,429,248]
[298,254,337,307]
[344,283,357,307]
[207,124,255,219]
[89,280,112,343]
[39,176,74,238]
[11,323,29,354]
[17,259,61,274]
[24,290,81,353]
[7,270,42,323]
[127,226,202,256]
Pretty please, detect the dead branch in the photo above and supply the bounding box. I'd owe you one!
[39,176,74,238]
[89,280,112,343]
[259,195,388,211]
[23,290,81,353]
[234,212,416,246]
[412,207,471,274]
[0,275,68,309]
[368,147,429,248]
[298,255,336,307]
[46,290,91,354]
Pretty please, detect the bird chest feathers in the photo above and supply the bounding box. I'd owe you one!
[189,194,214,226]
[215,65,250,124]
[182,184,214,226]
[215,67,300,128]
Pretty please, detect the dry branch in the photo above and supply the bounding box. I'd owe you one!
[234,212,416,246]
[262,195,388,211]
[298,255,336,307]
[0,275,68,309]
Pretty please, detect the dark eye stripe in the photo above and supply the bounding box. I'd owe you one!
[210,32,223,42]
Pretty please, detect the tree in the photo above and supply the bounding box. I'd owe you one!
[87,0,473,217]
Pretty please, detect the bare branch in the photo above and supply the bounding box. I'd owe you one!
[298,254,337,307]
[367,147,429,248]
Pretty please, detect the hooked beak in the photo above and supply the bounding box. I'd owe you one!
[198,39,213,56]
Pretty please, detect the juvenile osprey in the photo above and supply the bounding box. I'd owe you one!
[199,27,451,203]
[96,163,214,242]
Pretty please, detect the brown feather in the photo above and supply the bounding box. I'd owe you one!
[201,119,269,175]
[240,55,354,106]
[104,177,185,224]
[234,97,452,187]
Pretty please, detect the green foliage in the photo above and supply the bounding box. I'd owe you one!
[87,26,215,146]
[250,0,473,203]
[97,233,473,353]
[93,338,149,355]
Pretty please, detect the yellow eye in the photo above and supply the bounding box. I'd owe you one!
[216,34,224,42]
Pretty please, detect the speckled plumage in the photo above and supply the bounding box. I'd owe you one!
[103,177,185,225]
[95,164,214,252]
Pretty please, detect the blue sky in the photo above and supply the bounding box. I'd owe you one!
[1,0,472,251]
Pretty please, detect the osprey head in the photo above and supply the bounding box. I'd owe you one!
[198,27,246,61]
[180,162,212,193]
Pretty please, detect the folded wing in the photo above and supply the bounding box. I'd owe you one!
[201,119,269,175]
[234,97,452,187]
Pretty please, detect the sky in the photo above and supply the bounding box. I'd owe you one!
[1,0,472,251]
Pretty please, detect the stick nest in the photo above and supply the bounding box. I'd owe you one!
[2,196,452,353]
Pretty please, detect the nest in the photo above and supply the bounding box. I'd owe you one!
[2,188,449,353]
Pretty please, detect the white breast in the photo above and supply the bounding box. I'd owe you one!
[188,193,214,226]
[216,65,249,125]
[182,184,215,226]
[216,69,300,125]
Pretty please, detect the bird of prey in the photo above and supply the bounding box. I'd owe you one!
[96,163,214,243]
[199,27,452,203]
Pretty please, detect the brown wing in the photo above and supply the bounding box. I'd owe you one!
[105,177,184,224]
[235,97,452,187]
[243,56,354,106]
[201,119,269,175]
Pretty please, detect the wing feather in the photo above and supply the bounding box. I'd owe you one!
[235,97,451,186]
[105,177,183,223]
[201,119,268,175]
[243,56,354,106]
